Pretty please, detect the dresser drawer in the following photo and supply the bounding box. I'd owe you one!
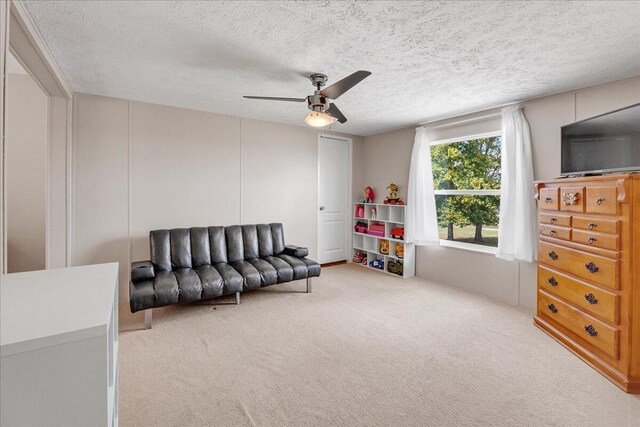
[538,265,619,324]
[539,241,619,290]
[586,186,618,215]
[540,188,559,211]
[539,212,571,227]
[572,229,620,251]
[539,224,571,241]
[560,186,585,213]
[573,217,619,235]
[538,290,619,359]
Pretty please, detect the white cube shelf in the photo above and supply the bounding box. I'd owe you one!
[352,202,415,278]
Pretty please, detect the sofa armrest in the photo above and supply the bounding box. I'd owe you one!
[283,245,309,258]
[131,261,155,282]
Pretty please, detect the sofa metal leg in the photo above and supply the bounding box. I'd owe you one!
[307,277,312,293]
[144,309,152,330]
[235,292,241,305]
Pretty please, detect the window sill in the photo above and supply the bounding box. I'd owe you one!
[438,239,498,255]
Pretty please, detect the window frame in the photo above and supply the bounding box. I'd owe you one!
[430,130,502,254]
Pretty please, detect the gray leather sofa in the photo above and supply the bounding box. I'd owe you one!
[129,223,320,328]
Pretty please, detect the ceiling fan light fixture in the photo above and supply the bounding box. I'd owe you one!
[305,111,337,128]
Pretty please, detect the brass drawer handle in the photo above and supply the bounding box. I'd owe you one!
[596,197,605,205]
[548,277,558,286]
[548,251,558,260]
[584,324,598,337]
[584,293,598,304]
[547,304,558,314]
[588,237,597,244]
[549,218,557,224]
[585,262,599,273]
[544,197,553,203]
[549,230,557,236]
[588,223,597,230]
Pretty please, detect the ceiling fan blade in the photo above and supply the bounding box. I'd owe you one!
[243,96,306,102]
[320,70,371,100]
[326,103,347,124]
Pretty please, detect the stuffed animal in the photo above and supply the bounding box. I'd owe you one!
[380,240,389,255]
[364,186,375,203]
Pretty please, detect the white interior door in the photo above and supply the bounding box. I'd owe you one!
[318,135,349,264]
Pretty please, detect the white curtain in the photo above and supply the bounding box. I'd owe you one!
[496,105,536,262]
[406,127,440,246]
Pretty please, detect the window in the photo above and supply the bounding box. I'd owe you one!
[430,132,501,250]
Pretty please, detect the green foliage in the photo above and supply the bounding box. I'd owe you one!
[431,137,501,241]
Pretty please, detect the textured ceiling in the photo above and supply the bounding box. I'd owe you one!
[25,1,640,136]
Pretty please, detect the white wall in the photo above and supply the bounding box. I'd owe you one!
[362,76,640,309]
[73,93,363,302]
[6,72,48,273]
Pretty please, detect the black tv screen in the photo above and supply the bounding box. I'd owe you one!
[561,103,640,176]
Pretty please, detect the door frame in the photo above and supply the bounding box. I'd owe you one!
[1,0,73,273]
[317,133,352,265]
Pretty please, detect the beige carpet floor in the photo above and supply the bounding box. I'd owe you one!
[119,264,640,426]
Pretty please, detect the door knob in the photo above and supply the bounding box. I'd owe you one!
[319,206,325,211]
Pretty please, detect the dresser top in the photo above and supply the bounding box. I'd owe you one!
[0,263,118,357]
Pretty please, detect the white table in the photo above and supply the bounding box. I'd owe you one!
[1,263,119,426]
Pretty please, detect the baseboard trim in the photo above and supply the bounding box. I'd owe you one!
[321,260,347,268]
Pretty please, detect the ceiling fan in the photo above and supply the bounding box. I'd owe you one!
[244,70,371,127]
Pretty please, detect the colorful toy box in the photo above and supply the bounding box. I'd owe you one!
[367,223,385,237]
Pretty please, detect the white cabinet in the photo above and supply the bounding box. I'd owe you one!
[352,203,415,278]
[1,263,119,427]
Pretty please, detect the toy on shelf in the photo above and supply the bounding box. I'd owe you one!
[395,244,404,259]
[369,258,384,270]
[355,221,368,233]
[363,186,375,203]
[370,207,377,219]
[383,183,405,205]
[387,260,404,276]
[352,250,367,265]
[390,226,404,240]
[380,240,389,255]
[368,223,385,237]
[355,205,365,218]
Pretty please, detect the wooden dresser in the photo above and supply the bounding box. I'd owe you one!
[534,174,640,393]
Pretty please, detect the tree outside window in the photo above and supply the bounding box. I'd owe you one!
[431,135,501,247]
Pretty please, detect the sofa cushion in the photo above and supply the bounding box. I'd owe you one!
[209,226,227,264]
[300,258,321,278]
[170,229,192,269]
[270,223,286,255]
[247,258,278,286]
[242,225,260,260]
[229,260,261,290]
[194,265,224,299]
[190,227,211,267]
[257,224,274,257]
[277,254,309,280]
[131,261,155,282]
[174,268,202,302]
[150,229,172,272]
[154,270,180,307]
[213,263,244,294]
[226,225,244,263]
[262,256,294,283]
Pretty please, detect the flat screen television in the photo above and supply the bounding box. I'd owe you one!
[561,103,640,176]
